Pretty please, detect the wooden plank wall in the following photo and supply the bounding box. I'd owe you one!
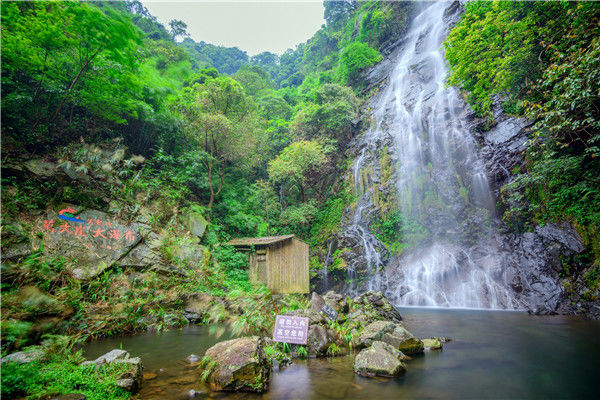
[264,238,308,294]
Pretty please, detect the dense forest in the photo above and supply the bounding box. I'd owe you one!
[1,1,599,399]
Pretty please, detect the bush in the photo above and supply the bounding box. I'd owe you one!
[338,42,382,87]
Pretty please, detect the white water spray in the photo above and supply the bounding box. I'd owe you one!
[351,2,522,309]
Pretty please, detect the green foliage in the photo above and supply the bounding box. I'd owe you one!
[269,141,329,199]
[198,355,218,383]
[291,84,360,146]
[372,210,429,255]
[296,345,309,359]
[445,2,600,116]
[310,182,354,247]
[213,245,252,291]
[338,42,382,87]
[1,351,130,400]
[1,320,34,352]
[2,1,144,145]
[446,1,600,267]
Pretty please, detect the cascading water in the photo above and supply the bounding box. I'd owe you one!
[350,2,523,309]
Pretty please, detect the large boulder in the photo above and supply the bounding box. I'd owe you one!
[384,325,424,355]
[357,321,424,355]
[308,292,326,313]
[306,324,332,357]
[203,336,270,392]
[82,349,143,393]
[357,320,396,349]
[36,207,150,280]
[322,291,349,315]
[353,291,403,322]
[1,348,44,364]
[183,209,208,239]
[354,341,407,378]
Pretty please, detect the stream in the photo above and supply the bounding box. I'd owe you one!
[84,309,600,399]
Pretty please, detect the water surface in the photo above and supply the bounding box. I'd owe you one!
[84,308,600,399]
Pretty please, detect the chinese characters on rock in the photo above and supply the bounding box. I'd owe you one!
[42,214,136,251]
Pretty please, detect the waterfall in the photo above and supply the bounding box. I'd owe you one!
[349,2,522,309]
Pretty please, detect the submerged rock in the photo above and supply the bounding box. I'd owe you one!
[354,341,407,378]
[203,336,270,392]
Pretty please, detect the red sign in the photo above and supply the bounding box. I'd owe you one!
[272,315,309,345]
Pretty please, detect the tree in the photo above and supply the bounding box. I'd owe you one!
[268,140,328,203]
[324,0,356,29]
[169,19,189,41]
[1,1,143,143]
[232,65,275,97]
[291,84,359,146]
[177,76,267,216]
[338,42,382,87]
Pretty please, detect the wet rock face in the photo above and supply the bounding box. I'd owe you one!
[354,341,407,378]
[203,336,270,393]
[495,222,584,313]
[473,100,587,314]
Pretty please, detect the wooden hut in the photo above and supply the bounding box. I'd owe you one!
[226,235,309,294]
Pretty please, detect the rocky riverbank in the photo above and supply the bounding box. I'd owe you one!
[199,290,447,394]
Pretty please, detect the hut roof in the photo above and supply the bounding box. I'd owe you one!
[226,234,299,246]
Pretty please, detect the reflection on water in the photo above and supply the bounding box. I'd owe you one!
[84,309,600,399]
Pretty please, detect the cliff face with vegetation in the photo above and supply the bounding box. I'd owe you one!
[2,0,600,373]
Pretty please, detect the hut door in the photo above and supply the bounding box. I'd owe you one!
[256,249,267,283]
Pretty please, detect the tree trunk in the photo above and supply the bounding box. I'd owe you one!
[52,47,101,122]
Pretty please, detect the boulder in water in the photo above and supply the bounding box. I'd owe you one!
[352,291,402,322]
[384,325,424,355]
[307,324,332,357]
[357,320,396,348]
[422,338,442,350]
[358,320,424,354]
[202,336,270,392]
[354,341,407,378]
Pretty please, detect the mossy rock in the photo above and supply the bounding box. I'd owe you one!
[422,338,442,350]
[203,336,270,393]
[354,341,407,378]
